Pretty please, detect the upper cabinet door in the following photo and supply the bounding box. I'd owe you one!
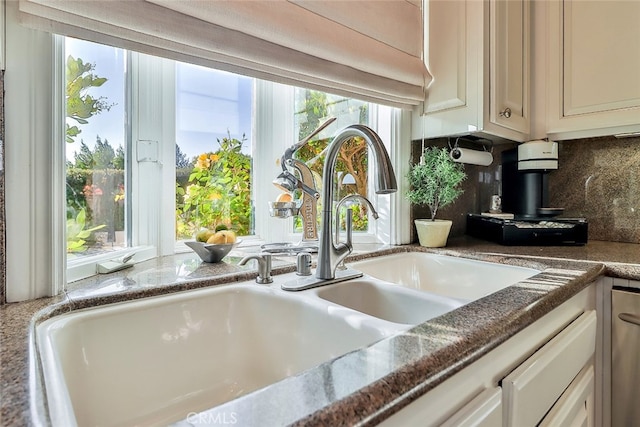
[423,0,469,116]
[546,0,640,140]
[490,0,529,135]
[412,0,530,142]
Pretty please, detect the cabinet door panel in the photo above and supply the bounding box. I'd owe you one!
[424,0,467,114]
[502,310,596,426]
[539,365,594,427]
[545,0,640,139]
[563,1,640,116]
[491,0,529,133]
[413,0,530,141]
[440,387,502,427]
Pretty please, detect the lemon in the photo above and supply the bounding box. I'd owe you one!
[207,230,236,244]
[195,229,214,242]
[223,230,237,243]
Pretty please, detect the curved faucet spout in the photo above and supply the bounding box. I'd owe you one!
[316,124,397,280]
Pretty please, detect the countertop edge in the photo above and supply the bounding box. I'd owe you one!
[287,261,606,427]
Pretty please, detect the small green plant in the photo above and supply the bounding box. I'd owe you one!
[406,147,466,221]
[67,208,106,252]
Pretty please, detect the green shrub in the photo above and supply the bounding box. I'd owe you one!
[176,133,252,238]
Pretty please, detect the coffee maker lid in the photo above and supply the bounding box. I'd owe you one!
[518,140,558,171]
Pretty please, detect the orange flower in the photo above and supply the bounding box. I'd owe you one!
[209,154,219,162]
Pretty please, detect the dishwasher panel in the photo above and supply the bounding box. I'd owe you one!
[612,289,640,427]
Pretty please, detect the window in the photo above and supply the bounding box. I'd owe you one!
[65,38,400,279]
[62,39,398,282]
[65,38,128,259]
[6,14,411,302]
[175,63,254,240]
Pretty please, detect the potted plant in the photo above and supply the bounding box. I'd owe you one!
[406,146,466,247]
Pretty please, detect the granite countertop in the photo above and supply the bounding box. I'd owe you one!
[443,237,640,281]
[2,238,639,426]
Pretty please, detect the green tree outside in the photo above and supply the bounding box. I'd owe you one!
[176,133,252,239]
[65,55,121,252]
[65,55,114,144]
[293,90,371,232]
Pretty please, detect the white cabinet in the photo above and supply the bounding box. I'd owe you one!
[490,0,529,137]
[412,0,530,142]
[378,284,598,426]
[440,388,502,427]
[543,0,640,140]
[502,310,596,426]
[415,0,640,143]
[539,365,595,427]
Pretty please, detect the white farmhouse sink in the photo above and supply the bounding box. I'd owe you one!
[35,252,540,426]
[36,283,399,427]
[350,252,540,301]
[315,279,464,325]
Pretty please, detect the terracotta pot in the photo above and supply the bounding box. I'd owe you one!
[414,219,452,248]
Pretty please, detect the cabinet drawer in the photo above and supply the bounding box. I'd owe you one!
[502,310,597,426]
[440,387,502,427]
[539,364,594,427]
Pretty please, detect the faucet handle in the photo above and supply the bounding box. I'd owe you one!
[296,252,312,276]
[239,253,273,284]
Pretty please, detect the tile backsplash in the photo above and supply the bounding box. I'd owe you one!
[410,138,516,240]
[549,135,640,244]
[410,135,640,244]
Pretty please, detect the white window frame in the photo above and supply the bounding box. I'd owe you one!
[65,50,174,283]
[253,84,401,246]
[4,6,412,301]
[5,3,64,302]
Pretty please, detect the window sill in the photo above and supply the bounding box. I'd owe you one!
[66,246,156,284]
[63,242,391,300]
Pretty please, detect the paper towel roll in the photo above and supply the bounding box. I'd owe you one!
[450,148,493,166]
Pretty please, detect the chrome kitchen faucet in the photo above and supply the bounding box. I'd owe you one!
[282,124,397,291]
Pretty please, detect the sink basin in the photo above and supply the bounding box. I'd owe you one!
[315,279,464,324]
[36,284,397,426]
[350,252,540,301]
[35,253,540,426]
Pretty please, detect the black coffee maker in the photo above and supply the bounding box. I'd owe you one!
[467,140,587,245]
[501,141,561,219]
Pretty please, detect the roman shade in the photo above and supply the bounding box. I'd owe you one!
[18,0,431,108]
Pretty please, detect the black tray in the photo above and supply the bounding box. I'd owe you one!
[466,214,588,246]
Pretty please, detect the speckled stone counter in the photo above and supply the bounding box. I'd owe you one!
[2,239,640,426]
[442,237,640,281]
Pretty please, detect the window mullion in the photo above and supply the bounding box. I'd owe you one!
[158,59,177,256]
[52,35,67,292]
[389,108,413,245]
[253,80,295,243]
[130,53,172,254]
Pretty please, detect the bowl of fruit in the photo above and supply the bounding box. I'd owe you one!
[185,225,241,263]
